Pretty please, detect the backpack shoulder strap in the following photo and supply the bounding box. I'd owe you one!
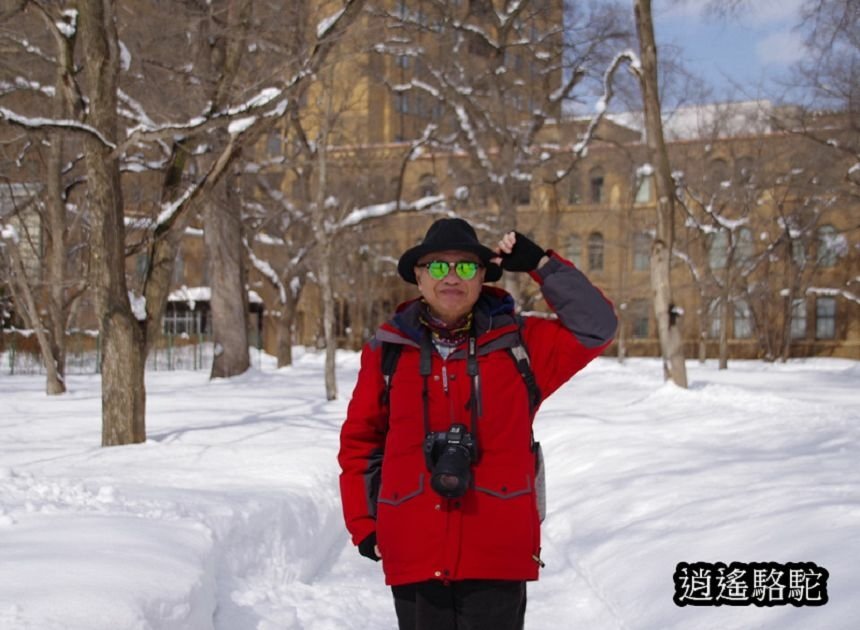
[380,341,403,408]
[506,316,542,418]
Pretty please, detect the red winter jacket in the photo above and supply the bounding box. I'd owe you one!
[338,253,617,586]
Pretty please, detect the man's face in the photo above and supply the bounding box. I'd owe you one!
[415,250,485,324]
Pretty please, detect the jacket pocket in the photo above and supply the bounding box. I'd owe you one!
[468,468,539,563]
[378,472,425,506]
[377,470,434,568]
[474,474,532,499]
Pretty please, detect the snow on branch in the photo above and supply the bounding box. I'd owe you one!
[1,224,20,244]
[317,7,346,39]
[0,77,55,98]
[55,9,78,39]
[550,50,640,185]
[452,21,499,50]
[2,34,56,63]
[495,0,525,27]
[571,50,639,153]
[806,286,860,305]
[337,194,445,229]
[156,180,200,228]
[245,238,286,304]
[122,86,285,148]
[0,107,117,149]
[453,105,497,180]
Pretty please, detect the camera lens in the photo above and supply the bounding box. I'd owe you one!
[436,474,461,491]
[430,444,472,497]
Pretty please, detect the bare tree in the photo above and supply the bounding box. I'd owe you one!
[375,0,628,298]
[2,0,368,443]
[0,2,88,394]
[632,0,687,387]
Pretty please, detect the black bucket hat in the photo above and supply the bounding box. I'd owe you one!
[398,218,503,284]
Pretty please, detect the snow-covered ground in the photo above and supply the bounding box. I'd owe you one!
[1,351,858,630]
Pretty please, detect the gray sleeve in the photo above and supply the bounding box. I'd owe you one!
[535,256,618,347]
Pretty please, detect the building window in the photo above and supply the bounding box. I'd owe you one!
[633,232,651,271]
[790,298,807,339]
[136,253,150,282]
[397,55,410,69]
[266,132,281,158]
[173,252,184,286]
[567,170,580,204]
[791,239,805,265]
[733,299,753,339]
[394,92,410,113]
[708,299,722,339]
[163,305,208,336]
[589,167,604,204]
[815,297,836,339]
[630,299,650,338]
[588,232,604,271]
[708,231,728,269]
[634,175,653,204]
[418,174,437,197]
[816,224,841,268]
[566,234,581,266]
[736,227,754,266]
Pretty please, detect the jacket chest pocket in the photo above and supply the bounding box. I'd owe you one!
[474,473,532,499]
[378,472,425,506]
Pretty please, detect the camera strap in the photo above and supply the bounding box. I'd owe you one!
[466,332,481,460]
[419,330,434,437]
[417,328,481,458]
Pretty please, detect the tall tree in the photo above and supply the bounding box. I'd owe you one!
[78,0,147,444]
[0,2,88,394]
[633,0,688,387]
[377,0,627,299]
[2,0,368,443]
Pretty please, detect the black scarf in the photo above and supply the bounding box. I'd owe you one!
[419,301,473,350]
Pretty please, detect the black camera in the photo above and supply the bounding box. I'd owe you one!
[423,424,477,498]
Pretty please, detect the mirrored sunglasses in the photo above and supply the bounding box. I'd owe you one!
[420,260,483,281]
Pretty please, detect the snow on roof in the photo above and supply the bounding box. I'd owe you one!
[168,286,264,308]
[599,100,776,141]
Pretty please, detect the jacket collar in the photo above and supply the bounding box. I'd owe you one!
[379,286,518,347]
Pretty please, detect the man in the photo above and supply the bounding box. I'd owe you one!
[338,218,617,629]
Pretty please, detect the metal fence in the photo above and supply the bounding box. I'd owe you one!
[0,332,216,376]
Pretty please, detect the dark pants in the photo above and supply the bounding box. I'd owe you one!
[391,579,527,630]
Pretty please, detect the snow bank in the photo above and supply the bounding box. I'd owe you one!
[0,355,858,629]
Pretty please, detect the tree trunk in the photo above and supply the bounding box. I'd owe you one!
[320,242,338,400]
[616,306,626,363]
[718,288,730,369]
[277,274,305,368]
[206,170,250,379]
[276,310,294,368]
[79,0,146,445]
[23,4,84,395]
[3,244,64,394]
[779,245,796,363]
[634,0,687,388]
[44,128,68,395]
[649,241,687,386]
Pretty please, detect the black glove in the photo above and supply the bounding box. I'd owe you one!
[500,231,546,272]
[358,532,380,562]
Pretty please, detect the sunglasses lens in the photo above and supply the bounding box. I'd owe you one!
[427,261,450,280]
[455,262,479,280]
